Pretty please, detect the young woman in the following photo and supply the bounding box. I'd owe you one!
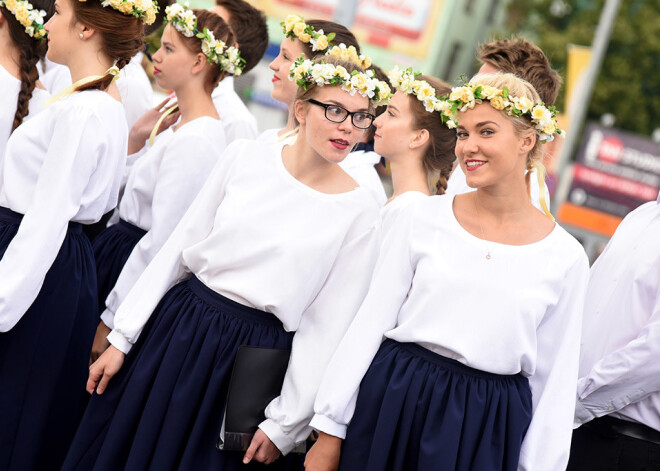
[373,70,456,232]
[305,73,589,471]
[0,0,53,160]
[89,6,238,362]
[0,0,150,468]
[62,55,384,471]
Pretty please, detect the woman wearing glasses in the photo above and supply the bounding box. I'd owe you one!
[63,56,383,471]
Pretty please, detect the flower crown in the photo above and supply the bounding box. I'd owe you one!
[0,0,46,39]
[165,3,245,75]
[289,56,391,107]
[325,43,371,69]
[281,14,335,53]
[80,0,157,25]
[387,66,448,114]
[442,80,565,142]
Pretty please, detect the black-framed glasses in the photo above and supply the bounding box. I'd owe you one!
[308,99,375,130]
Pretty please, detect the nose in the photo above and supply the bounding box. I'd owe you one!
[44,17,52,32]
[373,113,383,129]
[461,134,478,156]
[337,115,354,134]
[268,57,278,72]
[152,48,162,63]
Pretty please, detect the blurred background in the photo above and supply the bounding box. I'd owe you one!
[149,0,660,261]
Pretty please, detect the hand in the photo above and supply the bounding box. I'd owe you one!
[243,429,281,465]
[304,432,342,471]
[127,96,179,154]
[86,345,125,395]
[90,320,112,365]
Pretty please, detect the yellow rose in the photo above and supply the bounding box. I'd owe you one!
[361,56,371,69]
[449,87,473,103]
[479,85,501,100]
[315,34,328,50]
[542,122,556,136]
[351,73,368,91]
[145,8,155,24]
[284,15,301,32]
[489,95,507,110]
[5,0,18,11]
[15,8,30,26]
[293,22,306,38]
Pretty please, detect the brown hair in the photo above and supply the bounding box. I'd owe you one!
[302,19,360,59]
[470,73,544,196]
[176,9,235,93]
[294,56,374,116]
[2,0,54,131]
[407,76,456,195]
[214,0,267,74]
[70,0,145,93]
[477,37,561,106]
[364,64,390,141]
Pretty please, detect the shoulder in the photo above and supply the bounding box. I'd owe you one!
[61,91,124,122]
[547,223,589,270]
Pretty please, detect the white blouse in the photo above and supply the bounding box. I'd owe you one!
[0,65,50,163]
[380,191,427,236]
[117,52,154,130]
[0,91,127,332]
[107,139,381,453]
[311,195,589,471]
[212,76,259,142]
[101,117,226,328]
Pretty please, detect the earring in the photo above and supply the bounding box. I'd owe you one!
[79,33,84,39]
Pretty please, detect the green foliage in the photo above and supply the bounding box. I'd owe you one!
[506,0,660,136]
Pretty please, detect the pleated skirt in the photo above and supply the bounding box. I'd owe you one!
[0,206,97,471]
[339,339,533,471]
[92,219,146,315]
[62,276,305,471]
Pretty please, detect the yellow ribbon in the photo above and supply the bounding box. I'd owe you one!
[148,104,179,147]
[277,126,299,144]
[45,65,121,107]
[534,162,555,221]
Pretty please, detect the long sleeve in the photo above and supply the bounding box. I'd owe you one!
[259,220,381,454]
[107,147,237,353]
[101,131,223,329]
[575,287,660,423]
[518,254,589,471]
[309,206,417,439]
[0,106,103,332]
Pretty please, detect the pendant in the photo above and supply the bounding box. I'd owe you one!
[486,252,491,260]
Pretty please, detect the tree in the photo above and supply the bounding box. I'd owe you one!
[505,0,660,137]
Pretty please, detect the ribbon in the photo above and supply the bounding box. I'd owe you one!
[45,65,121,107]
[277,127,299,143]
[148,104,179,147]
[534,162,555,221]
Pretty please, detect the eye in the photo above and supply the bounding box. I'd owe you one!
[353,113,369,124]
[456,131,468,139]
[387,110,395,117]
[283,53,289,61]
[481,128,494,136]
[327,106,344,117]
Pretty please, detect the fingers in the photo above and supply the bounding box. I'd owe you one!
[96,368,114,395]
[243,437,258,464]
[154,96,171,111]
[86,365,103,394]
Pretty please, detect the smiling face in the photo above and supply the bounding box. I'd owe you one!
[44,0,80,65]
[152,24,203,91]
[269,37,307,105]
[455,103,534,190]
[297,85,369,164]
[373,91,423,161]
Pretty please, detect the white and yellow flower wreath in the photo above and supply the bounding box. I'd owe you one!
[0,0,46,39]
[289,56,391,107]
[79,0,158,25]
[165,3,245,75]
[325,43,371,70]
[281,14,335,53]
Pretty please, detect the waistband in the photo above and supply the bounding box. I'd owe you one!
[387,339,528,382]
[186,276,283,327]
[585,415,660,445]
[0,206,82,233]
[117,219,148,239]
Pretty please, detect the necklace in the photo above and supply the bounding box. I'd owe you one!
[473,193,492,260]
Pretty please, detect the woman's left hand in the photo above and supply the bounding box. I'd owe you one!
[243,429,281,465]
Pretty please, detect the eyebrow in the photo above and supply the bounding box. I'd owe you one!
[387,104,399,113]
[162,40,175,48]
[326,99,370,113]
[456,121,500,130]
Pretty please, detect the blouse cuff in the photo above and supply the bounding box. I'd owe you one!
[574,397,596,426]
[309,414,347,439]
[258,418,297,455]
[100,309,115,330]
[107,329,133,355]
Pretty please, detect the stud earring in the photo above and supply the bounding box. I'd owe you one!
[79,33,84,39]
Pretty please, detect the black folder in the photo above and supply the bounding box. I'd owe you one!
[217,345,291,452]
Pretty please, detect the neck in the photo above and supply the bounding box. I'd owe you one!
[389,151,430,200]
[474,178,531,224]
[278,108,298,136]
[174,80,218,128]
[67,48,113,83]
[283,126,337,185]
[0,35,22,78]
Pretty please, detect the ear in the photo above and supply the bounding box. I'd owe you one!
[518,129,536,155]
[80,24,96,40]
[409,128,430,150]
[191,52,207,75]
[294,99,307,126]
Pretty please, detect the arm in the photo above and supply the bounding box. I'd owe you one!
[105,141,240,353]
[518,253,589,471]
[0,105,102,332]
[100,132,223,329]
[575,285,660,423]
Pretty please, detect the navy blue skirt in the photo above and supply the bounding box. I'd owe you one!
[0,207,97,471]
[92,219,146,315]
[339,339,533,471]
[63,276,305,471]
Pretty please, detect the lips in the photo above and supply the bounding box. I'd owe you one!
[330,139,349,150]
[153,67,161,75]
[465,159,486,171]
[272,75,280,83]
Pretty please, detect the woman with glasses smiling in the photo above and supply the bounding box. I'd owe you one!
[63,56,386,471]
